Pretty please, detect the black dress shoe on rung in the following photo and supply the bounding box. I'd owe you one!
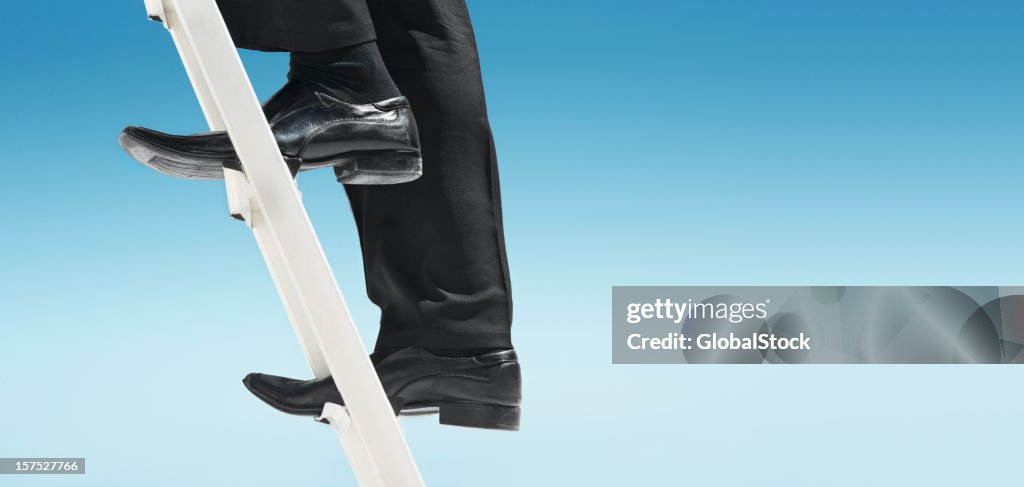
[242,347,522,431]
[118,80,422,185]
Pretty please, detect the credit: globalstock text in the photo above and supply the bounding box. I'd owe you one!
[626,332,811,351]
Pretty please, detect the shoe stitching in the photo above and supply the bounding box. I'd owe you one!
[298,112,403,156]
[318,91,407,110]
[389,367,508,398]
[429,352,515,362]
[269,103,322,128]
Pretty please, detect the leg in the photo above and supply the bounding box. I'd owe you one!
[349,0,513,353]
[212,0,513,351]
[130,0,522,429]
[243,0,522,430]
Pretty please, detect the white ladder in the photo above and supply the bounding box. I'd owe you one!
[140,0,425,485]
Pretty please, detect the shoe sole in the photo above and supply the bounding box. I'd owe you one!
[312,402,519,431]
[330,149,422,185]
[433,402,521,431]
[393,401,520,431]
[248,383,521,431]
[119,131,422,185]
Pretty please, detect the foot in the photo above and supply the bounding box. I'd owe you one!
[243,347,522,431]
[119,79,422,184]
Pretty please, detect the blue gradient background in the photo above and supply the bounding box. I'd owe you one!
[2,0,1023,485]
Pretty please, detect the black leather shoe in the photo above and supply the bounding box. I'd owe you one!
[243,348,522,431]
[118,80,422,185]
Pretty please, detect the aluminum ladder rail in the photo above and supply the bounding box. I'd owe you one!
[140,0,425,485]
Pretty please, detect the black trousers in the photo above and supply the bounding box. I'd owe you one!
[216,0,513,351]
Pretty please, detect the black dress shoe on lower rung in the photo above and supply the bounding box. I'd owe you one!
[118,80,422,185]
[243,347,522,431]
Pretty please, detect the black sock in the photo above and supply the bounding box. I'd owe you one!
[288,41,400,104]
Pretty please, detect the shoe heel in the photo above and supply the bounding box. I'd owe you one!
[438,402,521,431]
[333,150,422,185]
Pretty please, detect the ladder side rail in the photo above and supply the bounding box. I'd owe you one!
[159,1,331,379]
[249,226,332,377]
[161,7,252,221]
